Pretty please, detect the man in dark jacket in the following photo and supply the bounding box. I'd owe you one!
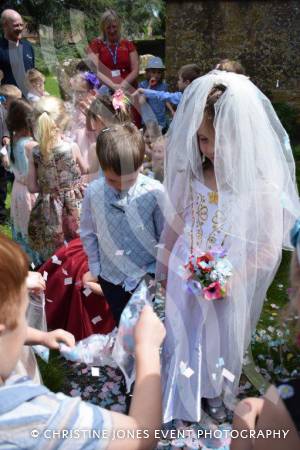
[0,9,35,96]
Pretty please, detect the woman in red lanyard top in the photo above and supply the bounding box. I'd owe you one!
[87,9,141,126]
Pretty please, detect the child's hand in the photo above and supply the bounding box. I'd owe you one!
[82,271,104,296]
[42,329,75,349]
[134,305,166,351]
[79,92,96,116]
[82,270,98,284]
[133,88,145,96]
[26,271,46,293]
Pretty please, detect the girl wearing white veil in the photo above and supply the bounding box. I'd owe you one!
[158,70,300,423]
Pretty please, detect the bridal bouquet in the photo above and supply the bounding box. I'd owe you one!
[181,247,232,300]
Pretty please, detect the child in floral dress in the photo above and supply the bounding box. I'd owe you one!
[27,96,88,261]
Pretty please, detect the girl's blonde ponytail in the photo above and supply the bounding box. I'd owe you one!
[32,96,69,160]
[36,111,57,159]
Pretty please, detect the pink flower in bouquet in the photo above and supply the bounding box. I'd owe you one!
[196,253,213,273]
[202,281,224,300]
[112,89,129,112]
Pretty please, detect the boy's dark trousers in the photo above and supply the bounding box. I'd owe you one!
[98,276,131,326]
[98,274,155,326]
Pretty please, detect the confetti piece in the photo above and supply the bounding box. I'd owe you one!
[81,368,88,374]
[62,268,68,276]
[125,250,131,255]
[216,357,225,368]
[64,240,68,247]
[267,326,274,333]
[222,367,235,383]
[115,250,124,256]
[91,367,100,377]
[154,243,165,249]
[270,303,279,310]
[179,361,194,378]
[46,298,53,303]
[70,389,81,397]
[91,315,102,325]
[43,271,48,281]
[64,277,72,285]
[277,384,295,400]
[51,255,62,265]
[212,373,217,381]
[83,287,92,297]
[31,262,35,269]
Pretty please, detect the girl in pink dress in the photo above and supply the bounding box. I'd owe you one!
[6,99,41,265]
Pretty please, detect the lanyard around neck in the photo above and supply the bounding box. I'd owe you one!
[105,41,119,66]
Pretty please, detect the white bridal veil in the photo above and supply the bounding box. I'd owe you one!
[161,70,300,402]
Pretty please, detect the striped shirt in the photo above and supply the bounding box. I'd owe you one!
[0,375,112,449]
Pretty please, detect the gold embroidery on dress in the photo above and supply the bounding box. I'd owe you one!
[196,194,207,246]
[190,182,227,252]
[207,209,226,249]
[208,191,218,204]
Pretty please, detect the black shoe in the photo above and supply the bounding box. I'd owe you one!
[204,397,227,423]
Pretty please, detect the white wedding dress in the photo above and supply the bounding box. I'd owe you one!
[162,179,234,423]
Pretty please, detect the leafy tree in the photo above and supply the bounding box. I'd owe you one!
[1,0,165,40]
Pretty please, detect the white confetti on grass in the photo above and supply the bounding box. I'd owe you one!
[91,367,100,377]
[222,367,235,383]
[64,277,73,285]
[179,361,194,378]
[91,315,102,325]
[270,303,279,310]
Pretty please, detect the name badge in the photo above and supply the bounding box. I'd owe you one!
[111,70,121,78]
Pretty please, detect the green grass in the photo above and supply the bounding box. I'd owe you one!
[0,186,11,238]
[45,75,61,97]
[37,351,71,393]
